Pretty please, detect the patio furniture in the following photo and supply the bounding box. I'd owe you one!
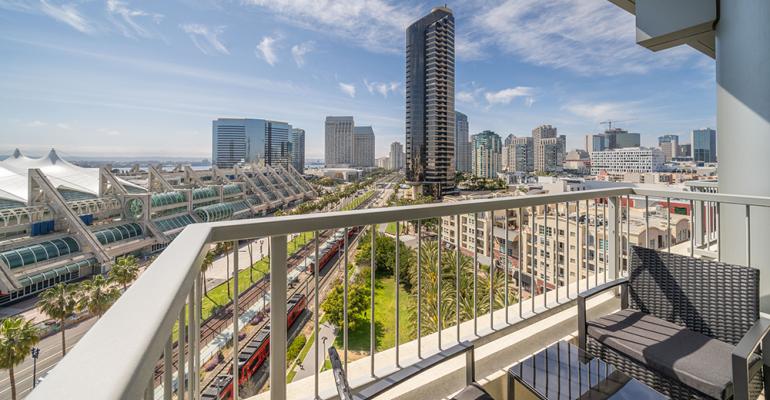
[328,341,492,400]
[578,246,770,400]
[508,340,665,399]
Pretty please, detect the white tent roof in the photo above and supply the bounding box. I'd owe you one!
[0,149,145,204]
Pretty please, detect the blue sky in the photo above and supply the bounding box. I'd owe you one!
[0,0,716,160]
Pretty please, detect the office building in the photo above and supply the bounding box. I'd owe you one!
[692,128,717,163]
[472,131,502,179]
[503,137,534,173]
[352,126,375,168]
[585,134,606,153]
[212,118,291,168]
[289,128,305,173]
[590,147,665,175]
[455,111,471,172]
[389,141,404,170]
[405,7,456,197]
[532,125,566,173]
[325,116,354,167]
[603,128,640,149]
[376,156,390,169]
[677,144,692,159]
[658,134,679,162]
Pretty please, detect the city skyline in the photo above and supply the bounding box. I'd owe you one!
[0,1,715,159]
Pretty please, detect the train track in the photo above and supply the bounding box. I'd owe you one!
[152,187,383,388]
[152,229,336,384]
[196,188,382,395]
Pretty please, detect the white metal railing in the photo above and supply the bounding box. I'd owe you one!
[26,186,770,400]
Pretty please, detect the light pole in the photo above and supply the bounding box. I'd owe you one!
[31,347,40,387]
[321,336,328,370]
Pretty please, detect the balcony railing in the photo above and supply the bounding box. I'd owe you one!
[27,186,770,400]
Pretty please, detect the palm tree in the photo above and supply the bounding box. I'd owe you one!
[109,255,139,291]
[38,283,77,356]
[77,275,120,318]
[247,242,254,284]
[0,316,40,400]
[218,242,234,300]
[200,251,217,305]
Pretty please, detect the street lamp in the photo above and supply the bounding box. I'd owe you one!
[31,347,40,387]
[321,336,328,369]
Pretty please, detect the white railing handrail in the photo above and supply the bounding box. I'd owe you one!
[26,186,770,400]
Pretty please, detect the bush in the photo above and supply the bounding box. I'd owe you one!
[287,335,307,362]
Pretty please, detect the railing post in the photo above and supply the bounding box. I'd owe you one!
[608,196,620,281]
[232,241,239,400]
[270,235,288,400]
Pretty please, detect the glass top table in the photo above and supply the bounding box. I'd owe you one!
[508,341,666,399]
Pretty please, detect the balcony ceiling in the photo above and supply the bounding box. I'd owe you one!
[608,0,716,59]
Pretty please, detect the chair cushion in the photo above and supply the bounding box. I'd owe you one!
[450,383,494,400]
[587,309,761,399]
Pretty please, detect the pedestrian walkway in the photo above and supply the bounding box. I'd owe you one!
[293,322,336,381]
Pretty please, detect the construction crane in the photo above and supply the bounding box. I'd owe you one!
[599,120,631,131]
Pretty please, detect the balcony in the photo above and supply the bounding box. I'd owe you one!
[27,187,770,400]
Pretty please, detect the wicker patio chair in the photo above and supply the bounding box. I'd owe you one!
[578,246,770,400]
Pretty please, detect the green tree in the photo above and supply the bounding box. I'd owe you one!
[354,230,415,285]
[109,255,139,291]
[0,317,40,400]
[37,283,77,356]
[407,240,516,336]
[77,275,120,318]
[321,282,370,331]
[215,242,234,299]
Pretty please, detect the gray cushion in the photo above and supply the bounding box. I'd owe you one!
[450,383,494,400]
[587,309,761,399]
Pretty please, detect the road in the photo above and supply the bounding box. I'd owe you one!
[0,318,97,400]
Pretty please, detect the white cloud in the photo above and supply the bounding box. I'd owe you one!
[243,0,417,54]
[256,36,279,66]
[56,122,71,130]
[563,101,638,122]
[179,24,229,55]
[106,130,121,136]
[456,34,485,61]
[106,0,164,39]
[363,79,400,98]
[39,0,93,33]
[26,120,46,127]
[291,41,313,67]
[472,0,695,75]
[338,82,356,98]
[484,87,534,106]
[456,91,476,104]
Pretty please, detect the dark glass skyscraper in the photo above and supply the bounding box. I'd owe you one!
[405,7,455,197]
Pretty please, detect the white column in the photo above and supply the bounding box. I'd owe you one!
[269,235,287,400]
[716,0,770,311]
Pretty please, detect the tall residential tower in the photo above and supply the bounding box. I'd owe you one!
[324,116,354,167]
[405,7,455,197]
[212,118,291,168]
[352,126,375,168]
[454,111,471,173]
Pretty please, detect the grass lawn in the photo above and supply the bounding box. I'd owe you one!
[339,276,414,352]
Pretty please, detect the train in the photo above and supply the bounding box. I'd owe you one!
[201,293,307,400]
[299,227,359,276]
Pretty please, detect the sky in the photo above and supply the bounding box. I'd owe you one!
[0,0,716,160]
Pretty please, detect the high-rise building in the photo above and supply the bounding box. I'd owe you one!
[692,128,717,163]
[389,141,404,171]
[405,7,455,197]
[603,128,640,149]
[325,116,354,167]
[590,147,665,175]
[376,156,390,169]
[502,137,534,173]
[532,125,565,173]
[212,118,291,168]
[677,144,692,159]
[472,131,502,179]
[658,134,679,162]
[289,128,305,173]
[585,134,606,153]
[454,111,471,173]
[352,126,375,168]
[504,134,516,146]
